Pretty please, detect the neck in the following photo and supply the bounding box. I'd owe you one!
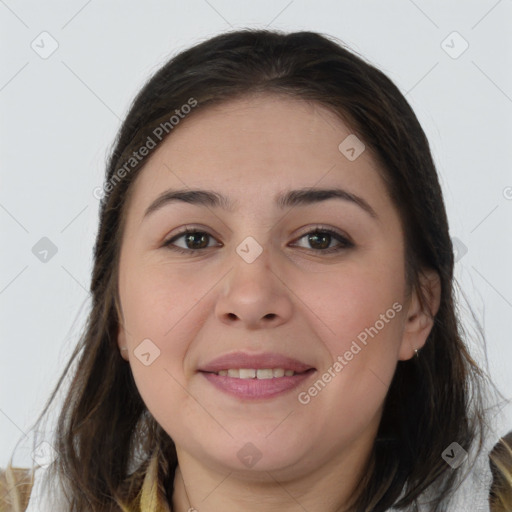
[171,437,374,512]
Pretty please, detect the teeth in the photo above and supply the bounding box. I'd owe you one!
[215,368,298,379]
[256,369,273,379]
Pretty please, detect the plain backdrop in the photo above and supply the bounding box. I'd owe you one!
[1,0,511,467]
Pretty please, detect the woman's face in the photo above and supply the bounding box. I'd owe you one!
[117,94,431,480]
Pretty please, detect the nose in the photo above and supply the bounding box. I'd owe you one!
[214,246,294,330]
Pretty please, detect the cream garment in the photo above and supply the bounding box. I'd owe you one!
[388,430,496,512]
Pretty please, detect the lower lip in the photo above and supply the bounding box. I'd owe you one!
[200,370,316,400]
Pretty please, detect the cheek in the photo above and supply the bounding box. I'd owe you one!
[118,264,196,410]
[291,266,404,435]
[119,259,198,343]
[300,261,405,349]
[292,256,406,419]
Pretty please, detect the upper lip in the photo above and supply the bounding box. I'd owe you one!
[198,352,315,373]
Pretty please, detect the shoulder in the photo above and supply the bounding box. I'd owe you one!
[0,466,34,512]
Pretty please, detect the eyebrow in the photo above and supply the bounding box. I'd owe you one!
[142,187,378,220]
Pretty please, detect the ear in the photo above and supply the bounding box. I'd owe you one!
[398,268,441,361]
[117,324,129,361]
[116,301,129,361]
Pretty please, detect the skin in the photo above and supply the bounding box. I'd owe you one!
[116,93,441,512]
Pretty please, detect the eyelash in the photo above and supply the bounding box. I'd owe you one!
[163,225,354,255]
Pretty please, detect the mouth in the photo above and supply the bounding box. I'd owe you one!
[202,368,313,378]
[198,352,316,400]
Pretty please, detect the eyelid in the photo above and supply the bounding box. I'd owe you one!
[164,224,221,243]
[292,224,353,244]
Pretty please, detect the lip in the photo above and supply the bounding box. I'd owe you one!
[198,351,315,373]
[201,369,316,400]
[198,351,317,401]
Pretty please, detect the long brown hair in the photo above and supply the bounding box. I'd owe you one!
[13,29,510,511]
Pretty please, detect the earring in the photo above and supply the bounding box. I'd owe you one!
[414,348,419,358]
[121,347,128,352]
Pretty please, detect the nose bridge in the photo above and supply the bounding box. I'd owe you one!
[215,231,293,328]
[228,233,275,298]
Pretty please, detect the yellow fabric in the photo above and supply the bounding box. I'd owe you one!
[131,453,171,512]
[0,466,33,512]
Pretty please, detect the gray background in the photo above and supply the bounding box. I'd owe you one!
[1,0,511,466]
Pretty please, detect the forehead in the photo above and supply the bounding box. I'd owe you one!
[124,93,394,223]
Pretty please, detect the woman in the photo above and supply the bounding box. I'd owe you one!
[3,29,511,511]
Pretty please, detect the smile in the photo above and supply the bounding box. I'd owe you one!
[200,368,316,399]
[211,368,305,378]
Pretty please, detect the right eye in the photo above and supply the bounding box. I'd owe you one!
[163,229,222,254]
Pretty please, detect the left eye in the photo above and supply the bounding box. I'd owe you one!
[163,228,353,254]
[292,229,354,252]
